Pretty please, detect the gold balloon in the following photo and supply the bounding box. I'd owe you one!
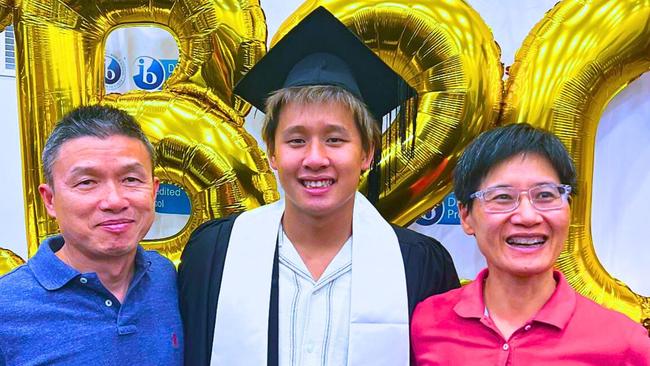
[5,0,648,329]
[0,0,12,28]
[11,0,277,262]
[0,248,24,276]
[501,0,650,323]
[274,0,503,225]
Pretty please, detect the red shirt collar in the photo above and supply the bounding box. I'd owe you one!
[453,268,577,330]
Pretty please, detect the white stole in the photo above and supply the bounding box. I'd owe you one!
[210,192,410,365]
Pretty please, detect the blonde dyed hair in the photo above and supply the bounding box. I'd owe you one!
[262,85,380,154]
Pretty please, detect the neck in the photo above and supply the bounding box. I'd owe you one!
[56,244,136,302]
[282,202,354,280]
[483,268,557,340]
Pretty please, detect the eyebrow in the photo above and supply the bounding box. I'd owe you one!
[324,124,351,135]
[280,125,307,136]
[280,124,351,135]
[68,162,148,177]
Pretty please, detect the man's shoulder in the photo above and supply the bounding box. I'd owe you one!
[143,247,174,265]
[391,225,453,263]
[0,263,42,312]
[141,249,178,277]
[392,225,443,247]
[0,262,39,290]
[178,214,240,275]
[390,225,460,304]
[185,215,239,252]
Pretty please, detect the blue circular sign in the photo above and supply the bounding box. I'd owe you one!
[132,56,165,90]
[416,202,444,226]
[104,55,125,90]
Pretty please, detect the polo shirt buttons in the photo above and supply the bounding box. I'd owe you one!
[105,299,113,307]
[524,324,532,331]
[79,277,87,284]
[502,343,509,351]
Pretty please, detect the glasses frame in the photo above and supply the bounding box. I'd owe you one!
[469,183,572,213]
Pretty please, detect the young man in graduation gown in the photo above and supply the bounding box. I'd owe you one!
[178,7,460,366]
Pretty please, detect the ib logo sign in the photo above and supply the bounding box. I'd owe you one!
[104,55,126,91]
[155,183,191,215]
[416,193,461,226]
[132,56,178,91]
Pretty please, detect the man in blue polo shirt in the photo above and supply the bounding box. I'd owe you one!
[0,105,183,365]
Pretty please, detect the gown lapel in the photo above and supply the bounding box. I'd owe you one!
[211,193,409,365]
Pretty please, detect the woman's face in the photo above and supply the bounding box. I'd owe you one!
[459,153,571,279]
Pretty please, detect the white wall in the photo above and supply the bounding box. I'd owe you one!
[0,74,26,259]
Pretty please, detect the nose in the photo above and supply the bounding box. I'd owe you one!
[510,194,543,226]
[303,141,329,170]
[98,182,129,212]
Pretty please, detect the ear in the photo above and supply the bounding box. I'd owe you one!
[361,144,374,171]
[38,183,57,219]
[458,202,476,236]
[152,177,160,200]
[268,150,278,170]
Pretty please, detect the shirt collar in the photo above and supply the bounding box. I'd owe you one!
[29,235,152,291]
[129,246,153,289]
[453,268,577,330]
[453,268,489,319]
[29,235,79,290]
[279,227,352,287]
[532,270,576,329]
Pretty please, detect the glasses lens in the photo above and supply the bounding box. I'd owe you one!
[482,187,518,212]
[530,184,565,210]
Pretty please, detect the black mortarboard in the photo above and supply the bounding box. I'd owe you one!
[234,6,418,203]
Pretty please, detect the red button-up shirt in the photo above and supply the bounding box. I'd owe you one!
[411,269,650,365]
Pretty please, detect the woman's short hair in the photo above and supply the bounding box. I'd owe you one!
[453,123,576,210]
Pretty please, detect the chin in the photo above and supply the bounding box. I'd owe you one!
[509,265,555,278]
[101,240,138,256]
[288,197,340,215]
[298,205,335,218]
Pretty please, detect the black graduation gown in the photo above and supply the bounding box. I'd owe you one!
[178,215,460,366]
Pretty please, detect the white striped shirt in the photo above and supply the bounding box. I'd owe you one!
[278,230,352,366]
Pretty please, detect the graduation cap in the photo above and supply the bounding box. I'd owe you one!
[234,6,418,203]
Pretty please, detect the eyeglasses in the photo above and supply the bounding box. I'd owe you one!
[469,183,572,213]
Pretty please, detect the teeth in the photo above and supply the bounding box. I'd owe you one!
[506,237,546,246]
[303,180,333,188]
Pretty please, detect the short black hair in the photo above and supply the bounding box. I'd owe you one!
[453,123,576,210]
[42,105,155,184]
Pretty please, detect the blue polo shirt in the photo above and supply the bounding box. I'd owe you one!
[0,236,183,366]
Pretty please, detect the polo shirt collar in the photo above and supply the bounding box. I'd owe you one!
[453,268,489,319]
[532,270,576,330]
[131,245,153,286]
[453,268,577,330]
[29,235,79,290]
[29,235,152,291]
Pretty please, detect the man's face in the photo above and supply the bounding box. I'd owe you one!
[270,101,373,220]
[38,135,159,261]
[459,153,570,279]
